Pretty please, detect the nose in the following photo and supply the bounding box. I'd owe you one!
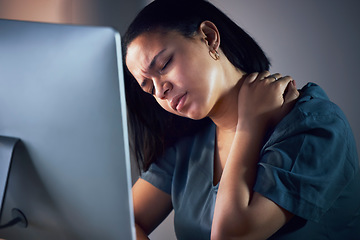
[154,80,172,100]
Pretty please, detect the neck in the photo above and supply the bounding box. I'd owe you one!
[208,68,246,133]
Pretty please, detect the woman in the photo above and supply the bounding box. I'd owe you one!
[123,0,360,239]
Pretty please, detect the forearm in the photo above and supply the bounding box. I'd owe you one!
[136,223,150,240]
[211,73,298,239]
[212,127,264,239]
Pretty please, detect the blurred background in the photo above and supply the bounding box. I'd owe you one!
[1,0,359,239]
[0,0,147,35]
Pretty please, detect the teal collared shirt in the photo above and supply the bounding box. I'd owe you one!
[142,83,360,239]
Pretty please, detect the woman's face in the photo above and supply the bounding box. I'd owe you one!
[125,30,225,120]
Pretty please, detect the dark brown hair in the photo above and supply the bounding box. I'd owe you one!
[122,0,270,172]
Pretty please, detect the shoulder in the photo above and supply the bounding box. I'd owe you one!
[273,82,352,139]
[263,82,358,170]
[296,82,344,118]
[255,83,359,222]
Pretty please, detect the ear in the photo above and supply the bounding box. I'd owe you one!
[199,21,220,51]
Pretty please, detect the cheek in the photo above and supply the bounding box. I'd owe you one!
[184,53,218,93]
[186,63,219,106]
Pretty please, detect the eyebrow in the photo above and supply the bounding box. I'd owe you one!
[148,48,167,71]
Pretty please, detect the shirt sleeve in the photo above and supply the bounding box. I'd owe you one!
[254,93,359,222]
[140,146,176,195]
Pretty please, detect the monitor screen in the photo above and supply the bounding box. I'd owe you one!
[0,19,135,240]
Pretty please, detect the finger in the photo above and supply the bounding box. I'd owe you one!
[265,73,283,82]
[257,71,271,80]
[245,72,259,84]
[280,80,299,118]
[272,75,292,89]
[283,80,299,104]
[270,73,282,81]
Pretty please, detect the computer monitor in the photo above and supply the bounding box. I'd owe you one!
[0,19,135,240]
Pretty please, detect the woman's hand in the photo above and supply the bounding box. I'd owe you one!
[237,71,299,133]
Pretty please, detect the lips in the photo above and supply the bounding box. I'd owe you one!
[170,93,187,112]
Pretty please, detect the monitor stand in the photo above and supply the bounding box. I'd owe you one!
[0,136,27,229]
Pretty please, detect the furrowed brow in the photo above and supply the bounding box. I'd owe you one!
[148,48,167,71]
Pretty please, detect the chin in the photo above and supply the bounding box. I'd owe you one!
[167,105,208,120]
[183,109,207,120]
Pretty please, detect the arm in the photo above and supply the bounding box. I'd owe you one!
[135,223,150,240]
[132,178,173,239]
[211,72,299,240]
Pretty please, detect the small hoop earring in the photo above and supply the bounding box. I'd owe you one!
[209,49,220,60]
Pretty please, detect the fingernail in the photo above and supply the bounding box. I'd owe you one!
[292,80,297,88]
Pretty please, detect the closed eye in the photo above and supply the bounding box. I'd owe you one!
[141,79,155,95]
[160,56,172,72]
[150,85,155,95]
